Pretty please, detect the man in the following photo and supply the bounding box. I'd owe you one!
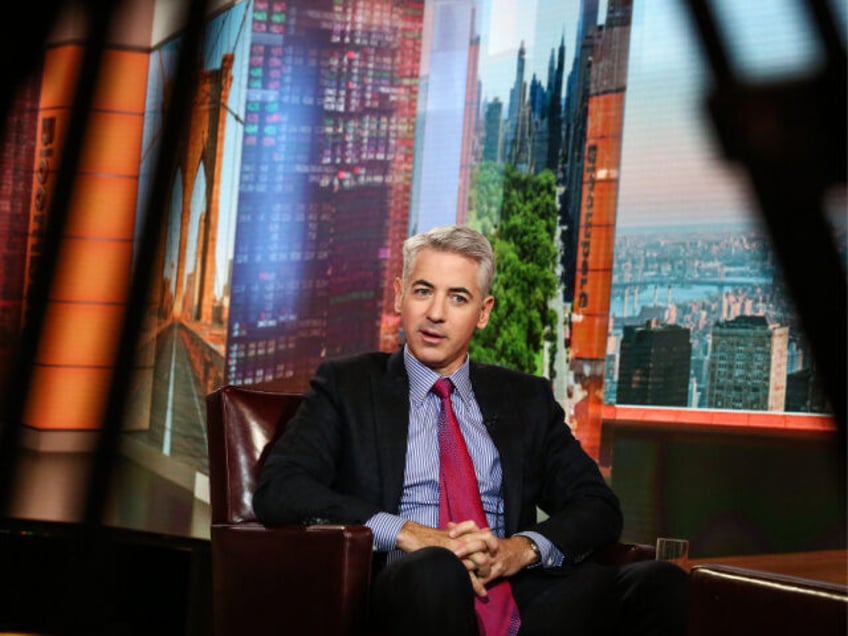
[253,225,686,635]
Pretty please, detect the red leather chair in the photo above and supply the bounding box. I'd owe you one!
[205,385,374,636]
[206,384,656,635]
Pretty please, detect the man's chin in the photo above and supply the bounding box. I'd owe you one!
[407,344,445,368]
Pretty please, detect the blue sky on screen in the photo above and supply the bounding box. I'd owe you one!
[617,0,841,228]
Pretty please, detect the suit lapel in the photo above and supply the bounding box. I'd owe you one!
[471,364,524,536]
[373,350,411,513]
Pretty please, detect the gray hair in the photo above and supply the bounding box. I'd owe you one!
[401,225,495,297]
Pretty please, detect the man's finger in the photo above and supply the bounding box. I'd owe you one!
[447,519,483,537]
[469,571,488,598]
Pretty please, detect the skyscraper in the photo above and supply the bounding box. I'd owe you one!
[564,0,632,460]
[227,0,425,391]
[566,0,631,368]
[706,315,789,411]
[617,319,691,407]
[559,0,599,305]
[502,40,526,165]
[408,0,478,232]
[0,73,39,392]
[456,24,481,223]
[545,34,565,173]
[481,97,503,162]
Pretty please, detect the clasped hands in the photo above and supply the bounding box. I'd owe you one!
[396,519,539,597]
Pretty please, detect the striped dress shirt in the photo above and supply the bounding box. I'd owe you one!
[366,346,562,568]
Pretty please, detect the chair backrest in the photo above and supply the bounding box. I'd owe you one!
[205,385,303,525]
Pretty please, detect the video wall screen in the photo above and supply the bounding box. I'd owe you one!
[124,0,845,474]
[2,1,843,546]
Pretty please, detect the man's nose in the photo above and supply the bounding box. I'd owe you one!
[426,294,447,321]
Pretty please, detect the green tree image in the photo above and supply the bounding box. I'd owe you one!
[469,164,559,377]
[467,161,504,236]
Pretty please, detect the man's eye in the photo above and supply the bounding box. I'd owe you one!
[451,294,469,304]
[413,287,431,296]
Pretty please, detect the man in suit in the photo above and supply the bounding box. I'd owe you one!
[253,225,686,635]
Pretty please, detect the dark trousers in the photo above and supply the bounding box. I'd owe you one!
[371,546,687,636]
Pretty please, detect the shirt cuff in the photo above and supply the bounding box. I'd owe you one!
[365,512,407,552]
[515,531,565,568]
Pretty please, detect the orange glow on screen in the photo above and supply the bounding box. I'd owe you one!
[22,44,148,432]
[25,366,112,430]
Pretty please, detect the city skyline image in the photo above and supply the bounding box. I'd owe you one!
[0,0,842,558]
[0,0,840,479]
[129,0,844,476]
[606,0,845,415]
[126,0,637,468]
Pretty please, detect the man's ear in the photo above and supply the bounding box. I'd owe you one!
[477,295,495,329]
[393,277,403,314]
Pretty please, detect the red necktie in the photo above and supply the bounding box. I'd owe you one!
[433,378,521,636]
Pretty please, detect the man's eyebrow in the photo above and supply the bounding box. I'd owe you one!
[410,279,474,298]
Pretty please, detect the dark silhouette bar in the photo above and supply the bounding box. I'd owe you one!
[0,1,213,634]
[682,0,846,490]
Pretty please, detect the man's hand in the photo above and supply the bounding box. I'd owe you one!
[452,526,539,583]
[395,520,541,598]
[395,519,495,594]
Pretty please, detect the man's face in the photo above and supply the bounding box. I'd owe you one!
[394,247,494,376]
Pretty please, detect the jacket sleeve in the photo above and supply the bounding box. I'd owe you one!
[485,368,623,563]
[252,358,383,526]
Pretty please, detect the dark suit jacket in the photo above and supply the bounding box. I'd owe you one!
[253,350,623,565]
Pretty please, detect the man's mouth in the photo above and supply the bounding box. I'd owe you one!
[419,328,445,343]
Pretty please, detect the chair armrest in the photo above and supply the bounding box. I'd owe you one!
[687,564,847,636]
[211,523,373,636]
[592,541,656,565]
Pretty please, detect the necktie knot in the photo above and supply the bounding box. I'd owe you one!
[431,377,453,400]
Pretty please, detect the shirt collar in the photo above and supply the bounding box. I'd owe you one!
[403,345,473,406]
